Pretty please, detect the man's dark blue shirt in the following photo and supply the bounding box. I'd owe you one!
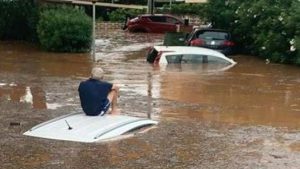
[78,78,112,116]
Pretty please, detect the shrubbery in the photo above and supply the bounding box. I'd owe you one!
[204,0,299,64]
[37,5,92,52]
[167,0,299,65]
[0,1,93,53]
[0,0,38,42]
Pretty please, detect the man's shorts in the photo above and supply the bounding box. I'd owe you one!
[99,99,111,116]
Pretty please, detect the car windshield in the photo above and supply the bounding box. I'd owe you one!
[165,54,231,64]
[198,31,229,40]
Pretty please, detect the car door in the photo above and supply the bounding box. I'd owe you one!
[164,16,180,32]
[148,16,178,33]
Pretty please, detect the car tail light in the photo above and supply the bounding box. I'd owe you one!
[190,39,204,46]
[223,40,235,46]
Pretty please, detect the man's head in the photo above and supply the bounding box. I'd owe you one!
[91,67,104,80]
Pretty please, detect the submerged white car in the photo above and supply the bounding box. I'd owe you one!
[146,46,236,66]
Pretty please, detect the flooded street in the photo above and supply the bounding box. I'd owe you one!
[1,30,300,169]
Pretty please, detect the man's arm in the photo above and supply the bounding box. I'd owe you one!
[111,84,119,92]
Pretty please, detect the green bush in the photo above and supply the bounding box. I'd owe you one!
[0,0,38,41]
[286,1,300,63]
[203,0,299,65]
[37,5,92,52]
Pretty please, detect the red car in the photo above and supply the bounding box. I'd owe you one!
[123,14,193,33]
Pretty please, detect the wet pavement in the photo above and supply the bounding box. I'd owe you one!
[1,30,300,169]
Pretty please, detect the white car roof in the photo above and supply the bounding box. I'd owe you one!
[153,46,236,64]
[24,113,158,143]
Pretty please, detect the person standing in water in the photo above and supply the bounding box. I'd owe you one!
[78,66,119,116]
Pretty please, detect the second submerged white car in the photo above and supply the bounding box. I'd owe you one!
[146,46,237,66]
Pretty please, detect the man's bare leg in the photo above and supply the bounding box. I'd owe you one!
[107,90,119,115]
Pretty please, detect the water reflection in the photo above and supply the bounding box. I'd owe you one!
[0,41,92,77]
[0,83,46,109]
[0,41,92,109]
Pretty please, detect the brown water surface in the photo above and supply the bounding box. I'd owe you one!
[1,30,300,168]
[1,35,300,128]
[160,55,300,128]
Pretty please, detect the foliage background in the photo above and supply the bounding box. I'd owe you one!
[37,5,92,52]
[164,0,299,65]
[0,0,38,42]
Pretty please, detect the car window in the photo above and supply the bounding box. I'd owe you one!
[181,54,206,63]
[166,54,231,64]
[197,31,229,40]
[206,55,231,64]
[149,16,166,23]
[166,17,181,24]
[166,54,207,64]
[165,54,182,63]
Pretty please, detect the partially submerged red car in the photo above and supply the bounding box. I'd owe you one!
[123,14,194,33]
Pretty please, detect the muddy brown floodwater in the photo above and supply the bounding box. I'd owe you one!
[1,30,300,169]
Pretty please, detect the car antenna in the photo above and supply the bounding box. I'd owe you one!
[65,120,73,130]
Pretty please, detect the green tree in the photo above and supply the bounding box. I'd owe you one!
[203,0,237,29]
[203,0,299,64]
[37,5,92,52]
[285,1,300,63]
[0,0,38,41]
